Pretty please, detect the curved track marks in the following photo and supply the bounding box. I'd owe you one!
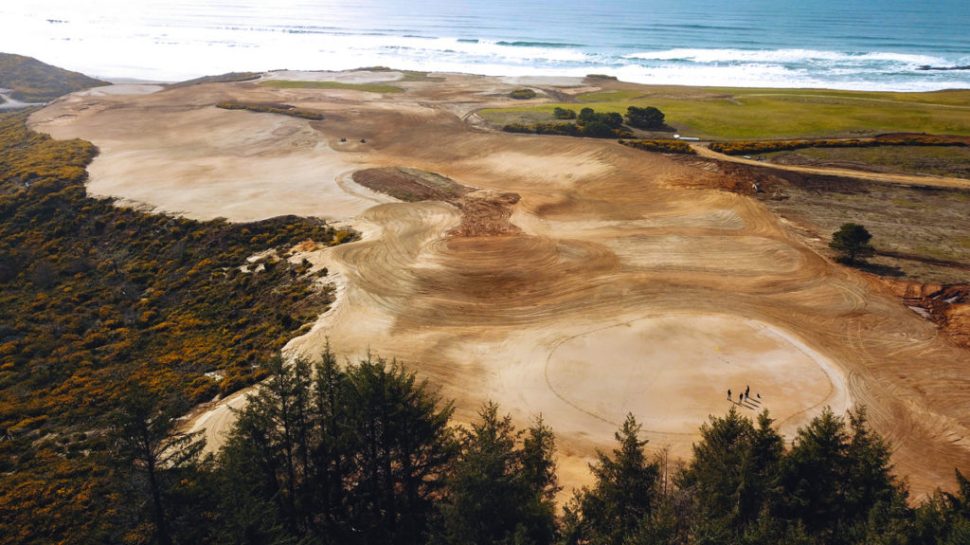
[32,74,970,498]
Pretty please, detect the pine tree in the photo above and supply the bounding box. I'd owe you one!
[519,416,561,545]
[575,414,660,545]
[109,384,207,545]
[844,407,906,525]
[343,354,456,544]
[779,408,850,543]
[437,402,530,545]
[308,342,353,541]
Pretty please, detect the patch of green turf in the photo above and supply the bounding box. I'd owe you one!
[260,80,404,93]
[479,86,970,140]
[399,70,445,82]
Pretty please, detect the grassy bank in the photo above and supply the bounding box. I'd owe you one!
[260,79,404,93]
[480,86,970,140]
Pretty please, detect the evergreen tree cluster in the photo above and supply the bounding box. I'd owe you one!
[98,351,970,545]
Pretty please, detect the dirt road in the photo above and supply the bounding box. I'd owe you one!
[31,72,970,497]
[691,143,970,190]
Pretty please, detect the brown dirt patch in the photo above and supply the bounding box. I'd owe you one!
[352,167,475,202]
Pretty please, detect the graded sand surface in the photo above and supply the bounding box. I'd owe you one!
[30,71,970,498]
[544,314,847,436]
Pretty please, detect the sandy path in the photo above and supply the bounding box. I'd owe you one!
[692,143,970,190]
[30,73,970,498]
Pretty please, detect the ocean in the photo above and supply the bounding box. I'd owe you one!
[1,0,969,91]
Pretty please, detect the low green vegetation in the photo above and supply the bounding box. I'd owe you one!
[625,105,667,130]
[0,53,109,102]
[553,106,576,119]
[510,88,538,100]
[168,71,262,88]
[503,106,634,139]
[216,100,325,120]
[0,110,353,541]
[400,70,446,82]
[480,86,970,140]
[710,134,968,155]
[27,345,970,545]
[260,79,404,93]
[621,139,696,154]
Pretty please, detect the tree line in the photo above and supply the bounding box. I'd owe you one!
[103,347,970,545]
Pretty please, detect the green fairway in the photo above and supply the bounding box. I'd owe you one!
[479,86,970,140]
[260,80,404,93]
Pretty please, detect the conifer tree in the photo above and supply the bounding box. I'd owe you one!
[437,403,543,545]
[573,414,660,545]
[109,384,207,545]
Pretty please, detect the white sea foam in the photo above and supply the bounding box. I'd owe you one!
[623,48,948,66]
[0,1,967,91]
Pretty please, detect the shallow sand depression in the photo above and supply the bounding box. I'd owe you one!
[545,314,849,439]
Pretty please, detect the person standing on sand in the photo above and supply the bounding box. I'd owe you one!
[739,393,744,403]
[745,385,750,399]
[728,388,732,400]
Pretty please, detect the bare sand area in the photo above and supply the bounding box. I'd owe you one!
[30,71,970,497]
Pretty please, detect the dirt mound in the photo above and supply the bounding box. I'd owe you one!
[352,167,475,202]
[353,168,521,237]
[451,190,522,237]
[877,277,970,348]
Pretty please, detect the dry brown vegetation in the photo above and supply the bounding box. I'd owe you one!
[709,133,970,155]
[352,167,475,202]
[0,110,353,541]
[621,139,696,154]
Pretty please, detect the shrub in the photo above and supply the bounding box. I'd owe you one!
[553,107,577,120]
[620,139,695,154]
[509,88,537,100]
[581,121,618,138]
[536,123,581,136]
[216,101,324,121]
[626,106,666,130]
[577,108,623,129]
[502,124,535,134]
[830,223,875,264]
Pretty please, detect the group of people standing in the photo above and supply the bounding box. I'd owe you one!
[727,384,760,406]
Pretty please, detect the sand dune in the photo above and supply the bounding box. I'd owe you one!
[30,71,970,497]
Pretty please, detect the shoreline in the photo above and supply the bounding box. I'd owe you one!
[89,66,970,94]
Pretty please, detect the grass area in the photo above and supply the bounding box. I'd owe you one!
[752,170,970,283]
[216,100,325,120]
[260,80,404,93]
[479,86,970,140]
[399,70,445,82]
[757,146,970,179]
[0,53,108,102]
[168,71,262,88]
